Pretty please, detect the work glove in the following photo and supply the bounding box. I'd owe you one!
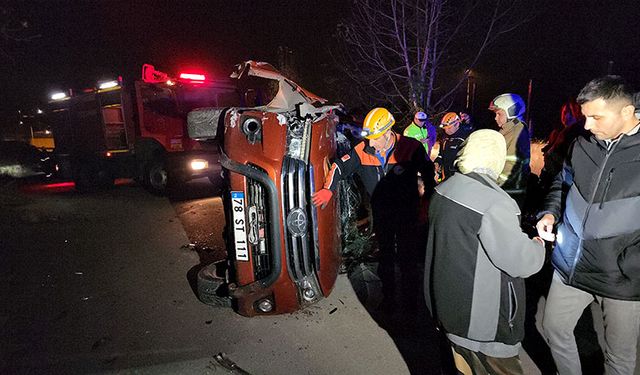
[312,188,333,209]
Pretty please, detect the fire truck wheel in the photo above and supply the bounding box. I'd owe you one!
[145,160,169,194]
[197,262,232,307]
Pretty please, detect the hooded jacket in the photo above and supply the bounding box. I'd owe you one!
[542,129,640,300]
[425,172,545,352]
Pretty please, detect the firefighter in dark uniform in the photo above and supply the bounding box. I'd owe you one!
[434,112,473,182]
[313,107,435,310]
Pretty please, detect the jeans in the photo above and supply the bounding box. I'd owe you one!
[543,271,640,375]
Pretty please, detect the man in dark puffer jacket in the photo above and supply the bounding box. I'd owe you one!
[537,75,640,375]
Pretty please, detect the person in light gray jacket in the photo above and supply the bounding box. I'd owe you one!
[425,129,546,374]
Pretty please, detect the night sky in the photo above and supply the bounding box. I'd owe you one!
[2,1,639,138]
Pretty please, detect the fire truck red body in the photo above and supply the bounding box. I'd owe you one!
[47,64,240,193]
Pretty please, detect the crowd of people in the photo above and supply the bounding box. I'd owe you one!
[315,74,640,375]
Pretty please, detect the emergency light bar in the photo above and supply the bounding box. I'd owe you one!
[179,73,206,82]
[98,80,119,90]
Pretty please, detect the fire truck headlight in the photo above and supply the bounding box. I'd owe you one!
[190,159,208,171]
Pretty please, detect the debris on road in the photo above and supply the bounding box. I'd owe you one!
[212,352,253,375]
[181,243,197,251]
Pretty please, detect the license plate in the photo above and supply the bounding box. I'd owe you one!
[230,191,249,261]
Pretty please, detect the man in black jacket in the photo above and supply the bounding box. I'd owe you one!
[537,75,640,375]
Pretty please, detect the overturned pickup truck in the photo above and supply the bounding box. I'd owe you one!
[188,61,342,317]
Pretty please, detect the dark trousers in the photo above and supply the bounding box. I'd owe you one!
[372,204,424,309]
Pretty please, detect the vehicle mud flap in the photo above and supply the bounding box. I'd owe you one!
[197,261,232,307]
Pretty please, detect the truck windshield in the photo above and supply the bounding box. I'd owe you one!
[177,85,242,112]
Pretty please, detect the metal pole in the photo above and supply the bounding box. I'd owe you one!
[526,79,533,131]
[466,74,471,110]
[471,81,476,116]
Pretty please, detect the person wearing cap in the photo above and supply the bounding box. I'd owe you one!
[425,129,546,375]
[403,111,438,158]
[434,112,473,181]
[489,93,531,206]
[313,107,435,310]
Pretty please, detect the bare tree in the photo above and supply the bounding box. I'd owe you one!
[1,6,40,61]
[334,0,533,117]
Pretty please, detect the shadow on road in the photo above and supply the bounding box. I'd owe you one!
[167,174,224,203]
[346,262,455,375]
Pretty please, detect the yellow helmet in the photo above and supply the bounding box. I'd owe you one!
[361,107,395,139]
[440,112,460,128]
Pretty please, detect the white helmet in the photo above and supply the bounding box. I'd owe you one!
[489,93,526,120]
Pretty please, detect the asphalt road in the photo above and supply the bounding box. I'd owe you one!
[0,178,445,375]
[10,176,620,374]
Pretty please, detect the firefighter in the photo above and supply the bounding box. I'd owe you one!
[403,111,438,158]
[434,112,473,181]
[489,93,531,207]
[313,107,435,310]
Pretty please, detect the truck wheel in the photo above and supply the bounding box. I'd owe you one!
[145,160,168,194]
[197,262,232,307]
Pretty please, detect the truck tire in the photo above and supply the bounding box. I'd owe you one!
[144,159,169,194]
[197,262,232,307]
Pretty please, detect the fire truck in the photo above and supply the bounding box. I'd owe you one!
[46,64,240,193]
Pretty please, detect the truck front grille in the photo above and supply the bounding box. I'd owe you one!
[281,157,315,281]
[246,166,271,280]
